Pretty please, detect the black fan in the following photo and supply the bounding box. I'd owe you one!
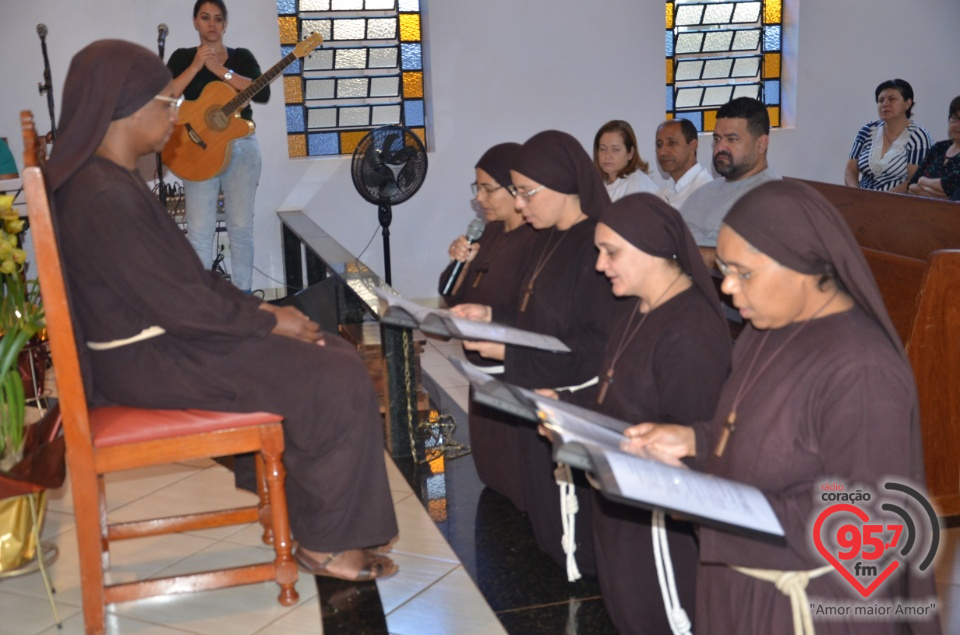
[351,125,428,285]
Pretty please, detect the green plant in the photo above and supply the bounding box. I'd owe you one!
[0,193,44,472]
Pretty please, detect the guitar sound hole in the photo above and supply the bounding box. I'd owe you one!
[206,108,230,132]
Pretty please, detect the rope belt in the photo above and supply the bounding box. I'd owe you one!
[729,564,834,635]
[87,326,166,350]
[652,510,693,635]
[555,462,581,582]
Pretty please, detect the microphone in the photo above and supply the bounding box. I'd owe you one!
[442,218,485,295]
[37,24,48,38]
[158,23,169,44]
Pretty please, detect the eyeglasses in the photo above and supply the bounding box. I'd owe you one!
[506,184,546,200]
[715,256,771,282]
[471,182,503,196]
[153,94,184,116]
[949,115,960,124]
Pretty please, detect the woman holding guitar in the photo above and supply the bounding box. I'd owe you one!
[167,0,267,293]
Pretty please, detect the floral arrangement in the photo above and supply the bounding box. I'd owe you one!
[0,193,44,472]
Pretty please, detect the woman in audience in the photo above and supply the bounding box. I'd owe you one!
[593,120,658,201]
[624,181,939,634]
[586,193,732,634]
[47,39,399,582]
[908,95,960,199]
[452,130,626,577]
[845,79,932,193]
[438,142,536,509]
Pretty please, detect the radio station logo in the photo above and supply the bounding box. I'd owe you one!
[812,480,939,600]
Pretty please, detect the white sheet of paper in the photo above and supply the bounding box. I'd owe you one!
[602,449,784,536]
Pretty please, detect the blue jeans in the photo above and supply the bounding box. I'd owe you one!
[183,134,261,292]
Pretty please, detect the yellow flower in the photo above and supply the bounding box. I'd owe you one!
[0,241,11,259]
[0,194,13,212]
[0,260,15,275]
[3,219,23,235]
[12,249,25,265]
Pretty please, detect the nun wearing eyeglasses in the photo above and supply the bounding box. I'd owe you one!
[623,181,940,635]
[452,130,628,579]
[47,39,399,583]
[437,142,537,510]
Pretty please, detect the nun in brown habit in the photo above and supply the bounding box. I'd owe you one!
[438,142,537,510]
[625,181,940,634]
[47,39,399,581]
[587,194,731,635]
[454,130,628,578]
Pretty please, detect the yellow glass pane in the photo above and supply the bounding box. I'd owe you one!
[666,2,674,29]
[340,130,369,155]
[288,134,306,158]
[764,52,781,79]
[666,59,674,85]
[767,106,780,128]
[764,0,782,24]
[278,17,298,45]
[399,14,420,42]
[403,71,423,98]
[704,110,717,132]
[410,127,426,149]
[283,76,303,104]
[665,113,674,120]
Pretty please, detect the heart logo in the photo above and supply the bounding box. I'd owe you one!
[813,503,900,598]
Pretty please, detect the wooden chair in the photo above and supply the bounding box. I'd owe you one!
[19,111,299,634]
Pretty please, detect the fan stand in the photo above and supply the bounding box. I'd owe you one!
[378,203,393,286]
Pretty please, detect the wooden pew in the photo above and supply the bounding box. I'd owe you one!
[788,178,960,517]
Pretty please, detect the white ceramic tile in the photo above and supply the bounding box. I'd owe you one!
[385,567,505,635]
[0,584,83,634]
[48,463,206,515]
[390,496,459,563]
[36,611,198,635]
[391,490,413,505]
[376,552,459,614]
[251,599,324,634]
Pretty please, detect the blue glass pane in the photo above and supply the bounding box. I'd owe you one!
[286,106,305,133]
[665,31,674,57]
[308,132,339,155]
[404,99,424,126]
[763,25,781,52]
[401,43,422,70]
[676,112,702,132]
[764,80,781,105]
[398,0,419,10]
[281,46,301,74]
[666,86,674,112]
[276,0,296,15]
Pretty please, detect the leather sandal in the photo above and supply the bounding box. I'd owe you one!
[293,547,399,581]
[365,535,399,556]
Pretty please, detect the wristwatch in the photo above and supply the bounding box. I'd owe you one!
[223,69,234,81]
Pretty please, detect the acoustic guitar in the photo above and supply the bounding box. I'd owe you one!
[162,33,323,182]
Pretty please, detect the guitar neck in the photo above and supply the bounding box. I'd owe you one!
[221,50,297,116]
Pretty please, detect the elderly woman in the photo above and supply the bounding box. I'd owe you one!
[437,142,536,509]
[625,181,940,634]
[908,96,960,199]
[585,193,731,634]
[593,120,659,202]
[845,79,932,193]
[453,130,626,577]
[47,40,398,582]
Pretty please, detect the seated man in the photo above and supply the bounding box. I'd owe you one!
[46,39,399,582]
[655,118,713,208]
[680,97,780,267]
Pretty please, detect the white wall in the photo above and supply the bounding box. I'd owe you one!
[1,0,958,299]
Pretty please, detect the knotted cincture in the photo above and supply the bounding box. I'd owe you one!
[652,510,693,635]
[730,564,834,635]
[555,463,581,582]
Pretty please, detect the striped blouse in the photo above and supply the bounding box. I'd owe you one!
[848,120,932,191]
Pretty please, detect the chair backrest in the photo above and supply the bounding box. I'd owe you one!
[20,111,95,463]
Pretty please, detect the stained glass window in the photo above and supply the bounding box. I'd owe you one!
[278,0,427,157]
[666,1,781,132]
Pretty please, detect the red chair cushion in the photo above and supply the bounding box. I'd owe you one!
[90,407,282,448]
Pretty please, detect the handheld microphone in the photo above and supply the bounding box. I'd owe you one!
[37,24,48,39]
[442,218,485,295]
[158,23,169,44]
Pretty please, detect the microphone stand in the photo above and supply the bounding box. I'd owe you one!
[155,31,168,210]
[37,28,55,142]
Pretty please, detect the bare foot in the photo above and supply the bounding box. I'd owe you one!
[294,547,399,581]
[366,535,399,556]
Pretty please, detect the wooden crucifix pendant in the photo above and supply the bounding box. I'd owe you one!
[520,282,534,312]
[714,411,736,457]
[596,368,614,405]
[471,270,485,288]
